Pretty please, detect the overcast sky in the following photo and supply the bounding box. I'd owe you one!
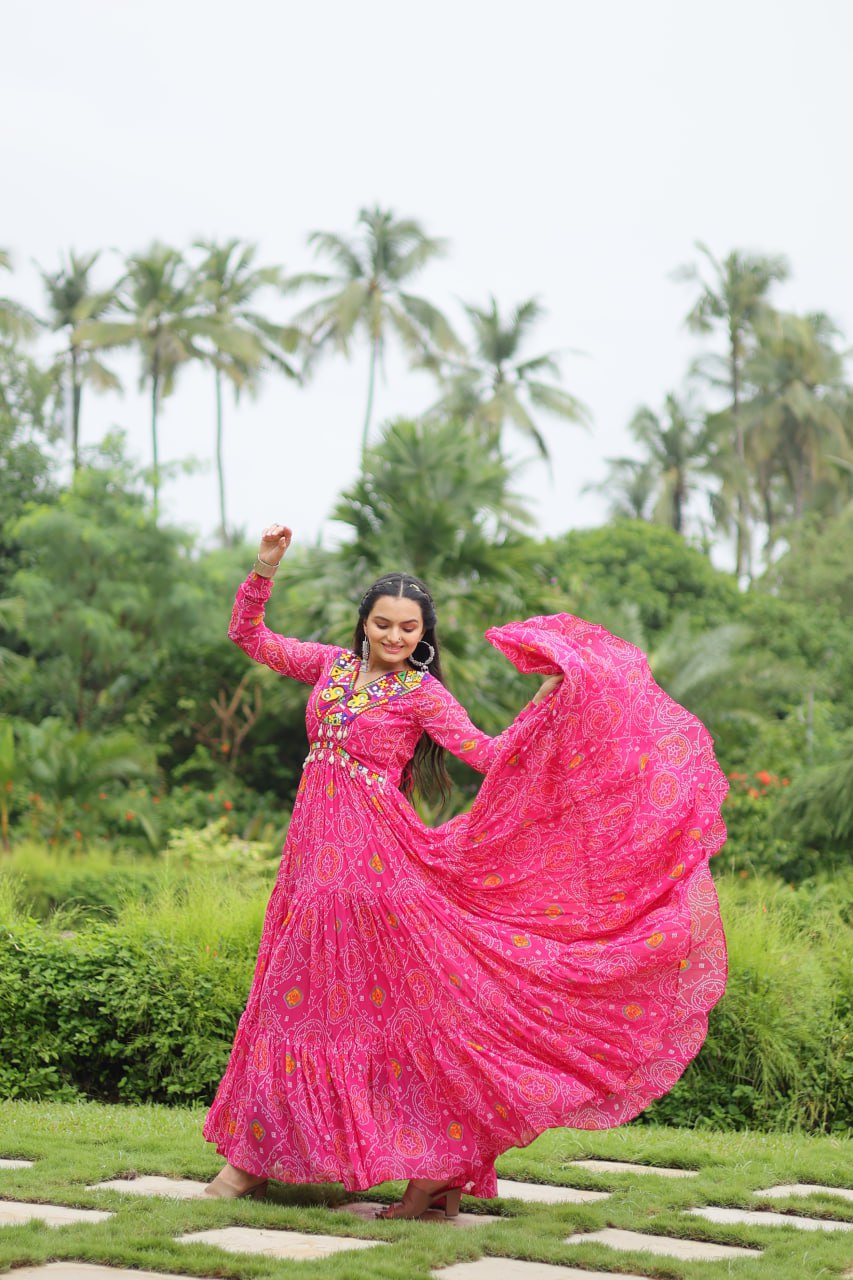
[4,0,852,556]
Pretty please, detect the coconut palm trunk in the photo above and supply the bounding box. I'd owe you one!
[150,360,161,522]
[730,331,751,578]
[70,343,83,473]
[361,335,380,462]
[215,365,227,543]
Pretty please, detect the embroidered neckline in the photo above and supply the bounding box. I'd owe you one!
[314,649,428,724]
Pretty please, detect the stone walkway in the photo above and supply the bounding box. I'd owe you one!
[2,1156,852,1273]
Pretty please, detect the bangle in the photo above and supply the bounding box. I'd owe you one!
[252,556,279,579]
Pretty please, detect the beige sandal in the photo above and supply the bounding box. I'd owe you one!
[203,1165,268,1200]
[375,1179,463,1220]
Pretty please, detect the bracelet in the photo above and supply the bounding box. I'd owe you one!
[252,556,280,579]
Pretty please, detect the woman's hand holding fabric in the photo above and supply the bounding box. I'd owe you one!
[532,675,563,704]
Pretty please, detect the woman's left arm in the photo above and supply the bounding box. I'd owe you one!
[414,679,498,772]
[416,674,564,770]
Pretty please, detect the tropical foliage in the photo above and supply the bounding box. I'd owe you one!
[0,216,851,1132]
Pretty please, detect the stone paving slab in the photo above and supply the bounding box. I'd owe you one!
[87,1176,207,1199]
[177,1225,387,1259]
[495,1179,610,1204]
[9,1266,209,1280]
[755,1182,853,1203]
[687,1205,853,1232]
[435,1262,651,1280]
[332,1200,501,1227]
[564,1227,760,1260]
[0,1200,113,1227]
[0,1159,34,1169]
[568,1159,698,1178]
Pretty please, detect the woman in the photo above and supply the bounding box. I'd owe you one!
[203,523,728,1219]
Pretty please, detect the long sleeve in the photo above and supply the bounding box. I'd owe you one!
[413,678,499,773]
[228,571,337,685]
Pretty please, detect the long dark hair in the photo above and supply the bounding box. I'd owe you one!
[354,572,452,806]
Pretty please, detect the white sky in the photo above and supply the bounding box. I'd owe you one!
[3,0,852,554]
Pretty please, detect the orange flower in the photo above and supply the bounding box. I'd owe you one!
[782,777,791,786]
[223,799,234,810]
[220,742,231,753]
[755,770,772,785]
[125,810,135,822]
[74,830,82,840]
[747,787,760,798]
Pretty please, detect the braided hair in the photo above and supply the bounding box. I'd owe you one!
[354,572,452,805]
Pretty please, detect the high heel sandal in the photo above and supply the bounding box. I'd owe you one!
[203,1166,269,1200]
[375,1180,463,1220]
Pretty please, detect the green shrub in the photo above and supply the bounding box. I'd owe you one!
[718,773,849,882]
[0,869,265,1104]
[1,861,849,1132]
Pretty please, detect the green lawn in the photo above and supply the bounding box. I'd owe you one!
[0,1101,851,1279]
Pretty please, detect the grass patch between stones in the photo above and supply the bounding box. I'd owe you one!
[0,1101,851,1279]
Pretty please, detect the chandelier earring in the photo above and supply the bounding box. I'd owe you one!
[361,637,370,663]
[410,640,436,671]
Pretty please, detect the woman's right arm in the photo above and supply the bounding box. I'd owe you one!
[228,524,333,686]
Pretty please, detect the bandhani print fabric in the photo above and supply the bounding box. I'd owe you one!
[203,571,728,1198]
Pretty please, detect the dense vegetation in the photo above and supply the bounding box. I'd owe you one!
[1,213,851,1130]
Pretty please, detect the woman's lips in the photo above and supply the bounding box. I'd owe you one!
[383,645,402,652]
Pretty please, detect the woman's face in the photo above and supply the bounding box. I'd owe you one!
[364,594,425,669]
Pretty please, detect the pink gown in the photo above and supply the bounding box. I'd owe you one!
[203,570,728,1197]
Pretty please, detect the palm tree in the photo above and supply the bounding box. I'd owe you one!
[673,242,789,575]
[0,249,38,340]
[287,206,460,461]
[745,310,850,547]
[424,296,590,462]
[192,239,301,543]
[583,456,657,521]
[38,250,121,473]
[332,416,534,583]
[627,392,713,534]
[78,243,206,519]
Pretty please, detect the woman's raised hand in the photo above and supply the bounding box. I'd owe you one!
[532,674,563,704]
[258,524,293,567]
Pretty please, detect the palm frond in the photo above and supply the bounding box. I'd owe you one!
[307,231,364,279]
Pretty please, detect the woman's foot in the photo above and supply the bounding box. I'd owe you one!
[203,1162,268,1200]
[375,1178,463,1220]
